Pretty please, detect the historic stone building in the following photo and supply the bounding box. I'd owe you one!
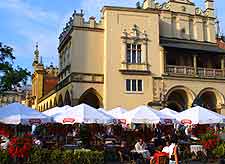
[0,85,32,107]
[35,0,225,114]
[28,44,58,109]
[0,91,26,107]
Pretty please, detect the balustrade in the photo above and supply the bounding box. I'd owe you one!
[166,65,225,78]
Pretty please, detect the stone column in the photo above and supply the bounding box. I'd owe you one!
[71,98,79,107]
[160,47,166,74]
[122,38,127,63]
[193,55,197,75]
[221,56,224,77]
[142,40,147,64]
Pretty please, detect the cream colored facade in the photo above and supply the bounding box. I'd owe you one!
[36,0,225,115]
[0,91,26,107]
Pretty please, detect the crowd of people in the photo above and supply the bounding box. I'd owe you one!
[1,122,224,163]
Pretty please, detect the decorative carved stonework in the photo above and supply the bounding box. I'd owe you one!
[162,3,170,10]
[153,80,160,101]
[195,7,203,16]
[153,78,167,103]
[120,24,150,75]
[121,24,149,42]
[169,0,194,5]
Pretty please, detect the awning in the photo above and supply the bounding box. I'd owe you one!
[160,37,225,54]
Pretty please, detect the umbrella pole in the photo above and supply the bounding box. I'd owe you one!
[14,125,17,136]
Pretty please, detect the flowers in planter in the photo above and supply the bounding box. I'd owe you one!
[8,133,33,159]
[0,128,11,150]
[199,128,224,158]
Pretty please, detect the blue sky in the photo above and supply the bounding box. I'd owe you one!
[0,0,225,73]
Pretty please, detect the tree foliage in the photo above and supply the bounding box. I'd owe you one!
[0,42,31,91]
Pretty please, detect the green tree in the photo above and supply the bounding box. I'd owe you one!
[0,42,31,91]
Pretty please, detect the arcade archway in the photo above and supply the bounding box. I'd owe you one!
[195,88,224,112]
[49,100,53,108]
[54,97,57,107]
[78,88,103,109]
[165,86,195,112]
[64,90,72,106]
[58,94,64,107]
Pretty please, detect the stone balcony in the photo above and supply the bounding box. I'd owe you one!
[166,65,225,78]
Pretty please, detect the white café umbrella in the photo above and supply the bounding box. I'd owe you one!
[98,108,106,112]
[108,107,127,119]
[176,106,225,125]
[121,105,174,124]
[54,103,115,124]
[43,105,71,117]
[159,108,178,118]
[0,103,52,125]
[97,108,116,117]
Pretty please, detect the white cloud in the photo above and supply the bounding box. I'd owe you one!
[0,0,60,23]
[0,0,63,69]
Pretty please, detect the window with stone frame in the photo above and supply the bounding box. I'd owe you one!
[127,43,142,64]
[126,79,143,92]
[120,24,150,74]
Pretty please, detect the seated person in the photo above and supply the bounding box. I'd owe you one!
[162,142,170,155]
[162,141,179,164]
[135,138,151,159]
[147,141,156,155]
[118,141,130,162]
[135,138,147,152]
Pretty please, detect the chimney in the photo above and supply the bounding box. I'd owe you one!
[142,0,155,9]
[205,0,215,18]
[89,17,96,28]
[73,9,84,26]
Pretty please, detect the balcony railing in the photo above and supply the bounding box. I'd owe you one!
[166,65,225,78]
[166,65,194,76]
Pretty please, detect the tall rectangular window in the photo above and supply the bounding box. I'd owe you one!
[138,80,143,91]
[127,44,131,63]
[132,79,136,91]
[126,79,131,91]
[126,79,143,92]
[126,43,142,64]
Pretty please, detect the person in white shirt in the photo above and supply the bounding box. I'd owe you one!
[162,142,170,156]
[185,125,192,138]
[162,141,178,164]
[135,139,150,159]
[135,139,147,152]
[0,136,9,150]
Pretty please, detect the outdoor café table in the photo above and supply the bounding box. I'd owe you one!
[105,137,117,143]
[190,145,207,155]
[130,149,151,160]
[104,144,121,148]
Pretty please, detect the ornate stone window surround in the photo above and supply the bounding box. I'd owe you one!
[120,24,150,74]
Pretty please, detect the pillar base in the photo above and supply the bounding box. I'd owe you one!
[220,108,225,115]
[71,99,79,107]
[148,101,163,110]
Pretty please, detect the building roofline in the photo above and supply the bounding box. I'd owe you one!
[101,6,159,15]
